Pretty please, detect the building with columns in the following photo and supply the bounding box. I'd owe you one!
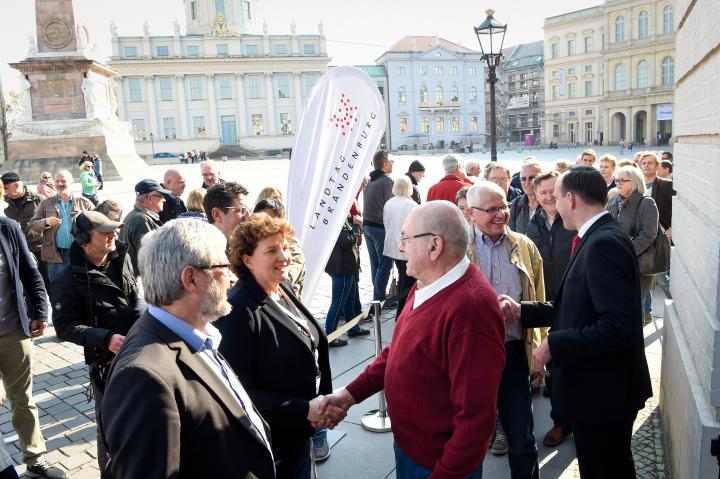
[544,0,676,147]
[108,0,329,155]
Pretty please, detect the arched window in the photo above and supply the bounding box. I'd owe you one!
[663,5,674,33]
[638,11,649,39]
[469,87,478,102]
[661,57,674,86]
[615,16,625,43]
[420,86,428,103]
[451,86,459,102]
[398,87,406,104]
[614,63,626,90]
[435,86,444,105]
[637,60,649,88]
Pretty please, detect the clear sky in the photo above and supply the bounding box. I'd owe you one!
[0,0,601,93]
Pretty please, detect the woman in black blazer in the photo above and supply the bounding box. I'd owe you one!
[216,214,342,478]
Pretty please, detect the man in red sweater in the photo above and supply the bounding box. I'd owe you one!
[321,201,506,478]
[427,155,474,204]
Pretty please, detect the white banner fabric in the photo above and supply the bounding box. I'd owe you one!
[286,66,386,306]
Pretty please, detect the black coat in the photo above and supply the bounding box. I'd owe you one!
[4,188,44,253]
[650,176,675,230]
[521,214,652,424]
[406,172,421,205]
[216,276,332,461]
[525,210,576,301]
[159,191,187,224]
[0,217,48,336]
[52,241,140,365]
[324,219,358,276]
[102,312,275,479]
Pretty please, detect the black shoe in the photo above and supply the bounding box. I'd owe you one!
[348,328,370,337]
[361,312,374,323]
[25,461,66,479]
[328,338,348,348]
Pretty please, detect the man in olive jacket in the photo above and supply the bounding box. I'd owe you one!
[119,179,168,274]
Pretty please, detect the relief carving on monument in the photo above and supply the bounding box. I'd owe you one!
[42,19,72,49]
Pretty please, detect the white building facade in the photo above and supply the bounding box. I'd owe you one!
[544,0,676,147]
[377,36,486,151]
[108,0,330,155]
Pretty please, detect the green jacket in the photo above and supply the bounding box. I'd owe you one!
[119,207,163,274]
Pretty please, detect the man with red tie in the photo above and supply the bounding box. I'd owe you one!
[499,166,652,479]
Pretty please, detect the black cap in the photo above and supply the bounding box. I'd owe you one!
[408,160,426,173]
[1,172,21,185]
[135,179,171,195]
[75,211,123,234]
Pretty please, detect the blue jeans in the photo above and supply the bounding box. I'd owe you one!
[497,341,539,479]
[642,290,652,318]
[363,225,393,301]
[394,443,482,479]
[326,274,361,335]
[47,248,70,284]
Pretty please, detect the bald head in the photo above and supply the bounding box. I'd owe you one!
[163,168,186,197]
[408,201,468,260]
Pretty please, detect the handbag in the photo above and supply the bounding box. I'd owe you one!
[631,197,671,275]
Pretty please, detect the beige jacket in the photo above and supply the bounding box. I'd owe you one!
[30,194,94,263]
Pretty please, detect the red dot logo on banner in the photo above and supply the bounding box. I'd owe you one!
[333,92,359,136]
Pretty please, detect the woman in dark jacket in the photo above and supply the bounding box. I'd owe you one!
[324,216,369,347]
[216,214,343,478]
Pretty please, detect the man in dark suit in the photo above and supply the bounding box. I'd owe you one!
[639,151,675,243]
[499,166,652,478]
[100,219,275,478]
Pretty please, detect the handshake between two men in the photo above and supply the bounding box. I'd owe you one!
[307,388,357,429]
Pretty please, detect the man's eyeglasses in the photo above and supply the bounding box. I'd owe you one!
[520,176,537,183]
[400,232,436,246]
[470,204,510,215]
[191,263,232,274]
[225,206,250,215]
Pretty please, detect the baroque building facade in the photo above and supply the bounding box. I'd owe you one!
[376,36,486,151]
[108,0,329,155]
[544,0,676,147]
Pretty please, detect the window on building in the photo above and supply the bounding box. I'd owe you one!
[470,116,478,132]
[398,66,405,76]
[615,16,625,43]
[189,75,203,100]
[420,86,428,103]
[585,80,593,97]
[398,87,406,104]
[551,43,558,59]
[552,84,560,100]
[305,74,317,94]
[451,116,460,132]
[192,116,206,138]
[274,44,288,55]
[637,60,649,88]
[585,109,593,115]
[553,123,560,138]
[243,0,252,20]
[638,11,649,39]
[532,78,538,87]
[435,117,444,133]
[468,86,477,102]
[252,114,264,135]
[614,63,626,90]
[419,66,427,75]
[568,82,576,98]
[163,117,176,139]
[218,75,232,99]
[187,45,200,57]
[276,74,290,98]
[156,46,170,57]
[248,74,261,98]
[584,36,592,53]
[469,67,477,76]
[533,114,539,126]
[190,1,198,20]
[128,78,142,102]
[661,56,674,86]
[663,5,674,33]
[451,86,459,102]
[435,86,443,105]
[451,66,458,75]
[215,0,225,16]
[132,119,146,141]
[584,65,593,73]
[124,46,138,57]
[245,44,259,57]
[280,113,292,135]
[435,66,443,75]
[399,117,408,133]
[567,39,575,56]
[217,44,229,56]
[159,76,173,101]
[420,117,429,133]
[303,44,316,55]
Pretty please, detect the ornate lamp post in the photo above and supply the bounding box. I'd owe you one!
[474,9,507,161]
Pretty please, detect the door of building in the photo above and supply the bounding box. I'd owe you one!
[221,115,237,145]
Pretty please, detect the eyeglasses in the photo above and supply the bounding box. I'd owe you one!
[488,177,510,185]
[42,176,51,179]
[191,263,231,274]
[400,232,436,246]
[225,206,250,215]
[470,204,510,215]
[520,176,537,183]
[615,178,632,184]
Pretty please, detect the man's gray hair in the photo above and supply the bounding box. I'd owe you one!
[200,159,219,172]
[417,201,469,259]
[466,181,507,207]
[392,176,414,197]
[139,219,227,306]
[465,160,481,171]
[616,165,646,195]
[442,154,460,175]
[55,169,73,182]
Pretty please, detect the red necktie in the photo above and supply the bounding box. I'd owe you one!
[571,235,581,256]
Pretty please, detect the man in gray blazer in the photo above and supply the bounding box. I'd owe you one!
[100,219,275,478]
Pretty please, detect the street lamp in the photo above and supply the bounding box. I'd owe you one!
[474,8,507,161]
[149,132,155,158]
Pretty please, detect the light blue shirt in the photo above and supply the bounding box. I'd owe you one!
[55,196,74,249]
[148,306,273,456]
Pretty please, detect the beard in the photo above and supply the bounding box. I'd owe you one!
[199,277,232,322]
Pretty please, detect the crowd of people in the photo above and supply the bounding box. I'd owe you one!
[0,146,674,479]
